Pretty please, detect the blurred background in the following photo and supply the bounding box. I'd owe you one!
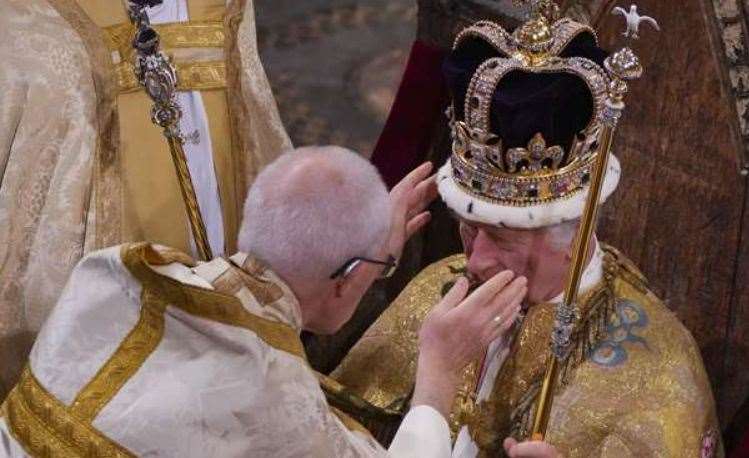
[256,0,415,156]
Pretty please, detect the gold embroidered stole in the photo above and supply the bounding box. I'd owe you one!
[140,244,374,437]
[103,20,227,93]
[4,367,135,457]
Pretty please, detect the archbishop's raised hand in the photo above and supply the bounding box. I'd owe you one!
[420,271,527,375]
[385,162,438,260]
[411,271,527,418]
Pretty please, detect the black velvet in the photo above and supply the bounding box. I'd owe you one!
[443,31,608,154]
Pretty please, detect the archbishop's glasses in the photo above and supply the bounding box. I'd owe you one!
[329,255,398,280]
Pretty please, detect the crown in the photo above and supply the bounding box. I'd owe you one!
[447,7,612,207]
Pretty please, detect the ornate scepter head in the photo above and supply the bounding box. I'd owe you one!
[126,0,183,137]
[124,0,213,260]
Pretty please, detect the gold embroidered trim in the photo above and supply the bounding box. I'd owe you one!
[5,243,307,455]
[66,245,177,425]
[103,20,227,93]
[70,297,166,421]
[124,243,368,439]
[179,286,305,357]
[152,21,225,48]
[5,367,134,457]
[122,243,306,359]
[114,60,227,94]
[7,241,306,456]
[104,21,225,58]
[143,246,197,267]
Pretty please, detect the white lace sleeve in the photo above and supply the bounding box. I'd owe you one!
[388,405,452,458]
[0,418,28,457]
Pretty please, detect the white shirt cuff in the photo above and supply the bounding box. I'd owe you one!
[388,405,452,458]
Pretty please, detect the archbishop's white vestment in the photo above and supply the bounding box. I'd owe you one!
[0,243,451,457]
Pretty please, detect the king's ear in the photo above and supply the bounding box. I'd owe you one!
[565,247,575,261]
[564,232,594,261]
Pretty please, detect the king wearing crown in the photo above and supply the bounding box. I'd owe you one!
[332,3,722,457]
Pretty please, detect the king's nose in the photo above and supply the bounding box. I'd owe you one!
[466,229,503,281]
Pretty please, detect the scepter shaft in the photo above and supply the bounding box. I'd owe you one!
[166,135,214,261]
[530,118,617,440]
[529,42,643,439]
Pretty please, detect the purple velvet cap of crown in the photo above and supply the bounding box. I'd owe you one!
[444,31,608,157]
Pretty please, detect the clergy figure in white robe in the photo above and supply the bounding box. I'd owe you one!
[0,242,451,457]
[0,147,525,457]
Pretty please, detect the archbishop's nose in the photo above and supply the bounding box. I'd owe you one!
[466,229,503,282]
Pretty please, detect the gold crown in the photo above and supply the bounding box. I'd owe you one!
[448,9,612,207]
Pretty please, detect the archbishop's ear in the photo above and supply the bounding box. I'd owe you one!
[334,276,348,298]
[332,261,368,299]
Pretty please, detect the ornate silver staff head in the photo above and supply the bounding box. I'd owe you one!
[127,0,183,137]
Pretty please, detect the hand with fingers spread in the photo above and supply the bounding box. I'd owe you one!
[383,162,439,261]
[411,270,528,418]
[503,437,561,458]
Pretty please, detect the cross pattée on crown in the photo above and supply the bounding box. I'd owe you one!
[452,121,505,172]
[506,133,564,174]
[512,0,561,21]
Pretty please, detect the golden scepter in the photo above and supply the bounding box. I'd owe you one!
[530,3,658,440]
[126,1,213,261]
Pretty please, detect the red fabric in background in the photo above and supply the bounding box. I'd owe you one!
[733,428,749,458]
[371,40,448,189]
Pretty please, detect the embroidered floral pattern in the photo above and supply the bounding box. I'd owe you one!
[590,299,649,367]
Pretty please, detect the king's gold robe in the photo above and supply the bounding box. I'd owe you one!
[333,245,723,457]
[0,0,290,398]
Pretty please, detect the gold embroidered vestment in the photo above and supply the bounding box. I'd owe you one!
[332,245,722,457]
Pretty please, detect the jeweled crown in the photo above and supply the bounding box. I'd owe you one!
[448,2,612,206]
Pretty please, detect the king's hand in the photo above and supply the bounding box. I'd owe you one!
[504,437,562,458]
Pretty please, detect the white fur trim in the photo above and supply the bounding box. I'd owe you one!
[437,155,621,228]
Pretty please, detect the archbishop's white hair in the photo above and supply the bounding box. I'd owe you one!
[237,146,391,284]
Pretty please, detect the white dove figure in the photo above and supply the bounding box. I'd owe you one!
[612,4,660,39]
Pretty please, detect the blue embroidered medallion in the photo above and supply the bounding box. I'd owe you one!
[590,299,649,367]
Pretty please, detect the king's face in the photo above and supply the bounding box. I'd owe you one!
[457,218,570,305]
